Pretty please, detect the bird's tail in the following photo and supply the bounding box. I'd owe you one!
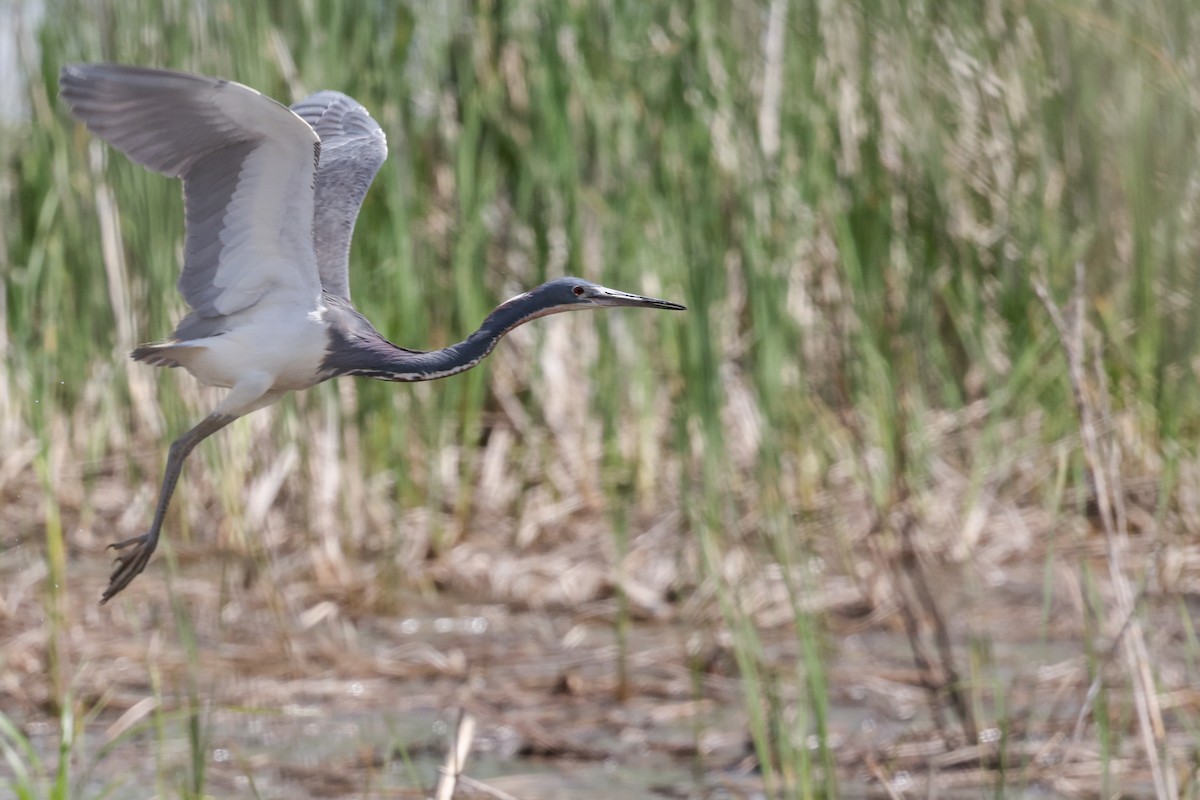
[131,342,186,368]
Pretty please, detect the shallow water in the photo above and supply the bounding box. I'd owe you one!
[2,548,1185,799]
[29,620,1087,799]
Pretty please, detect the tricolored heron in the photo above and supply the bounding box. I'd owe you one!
[59,64,685,603]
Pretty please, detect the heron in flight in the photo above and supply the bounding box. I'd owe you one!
[59,64,685,604]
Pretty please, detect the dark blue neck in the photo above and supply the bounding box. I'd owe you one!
[323,290,559,383]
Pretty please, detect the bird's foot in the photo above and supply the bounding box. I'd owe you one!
[101,532,159,604]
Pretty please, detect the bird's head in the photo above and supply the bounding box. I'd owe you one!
[513,277,687,316]
[471,277,685,339]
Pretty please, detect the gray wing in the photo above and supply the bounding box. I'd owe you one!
[60,64,323,335]
[290,91,387,302]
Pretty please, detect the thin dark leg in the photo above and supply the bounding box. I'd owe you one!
[101,412,236,604]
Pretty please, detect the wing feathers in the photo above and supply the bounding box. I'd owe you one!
[60,64,323,325]
[291,91,387,301]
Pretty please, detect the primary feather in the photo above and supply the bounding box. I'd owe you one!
[60,63,324,337]
[291,90,388,302]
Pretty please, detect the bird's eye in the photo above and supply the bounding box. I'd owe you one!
[572,285,586,297]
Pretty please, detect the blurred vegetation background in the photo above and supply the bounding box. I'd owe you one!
[3,0,1200,796]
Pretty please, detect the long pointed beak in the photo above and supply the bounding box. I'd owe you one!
[591,286,687,311]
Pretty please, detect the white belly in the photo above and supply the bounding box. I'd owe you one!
[173,305,330,392]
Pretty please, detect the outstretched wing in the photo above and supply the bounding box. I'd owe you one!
[290,90,387,302]
[59,64,323,334]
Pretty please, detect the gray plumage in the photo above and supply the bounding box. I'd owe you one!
[61,64,322,340]
[59,63,685,604]
[290,91,387,301]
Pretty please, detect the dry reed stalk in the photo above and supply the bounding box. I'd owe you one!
[454,774,522,800]
[1033,262,1174,800]
[864,751,905,800]
[90,143,163,439]
[435,709,477,800]
[757,0,788,161]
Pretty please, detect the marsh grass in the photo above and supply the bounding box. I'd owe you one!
[0,692,127,800]
[4,0,1200,796]
[0,705,72,800]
